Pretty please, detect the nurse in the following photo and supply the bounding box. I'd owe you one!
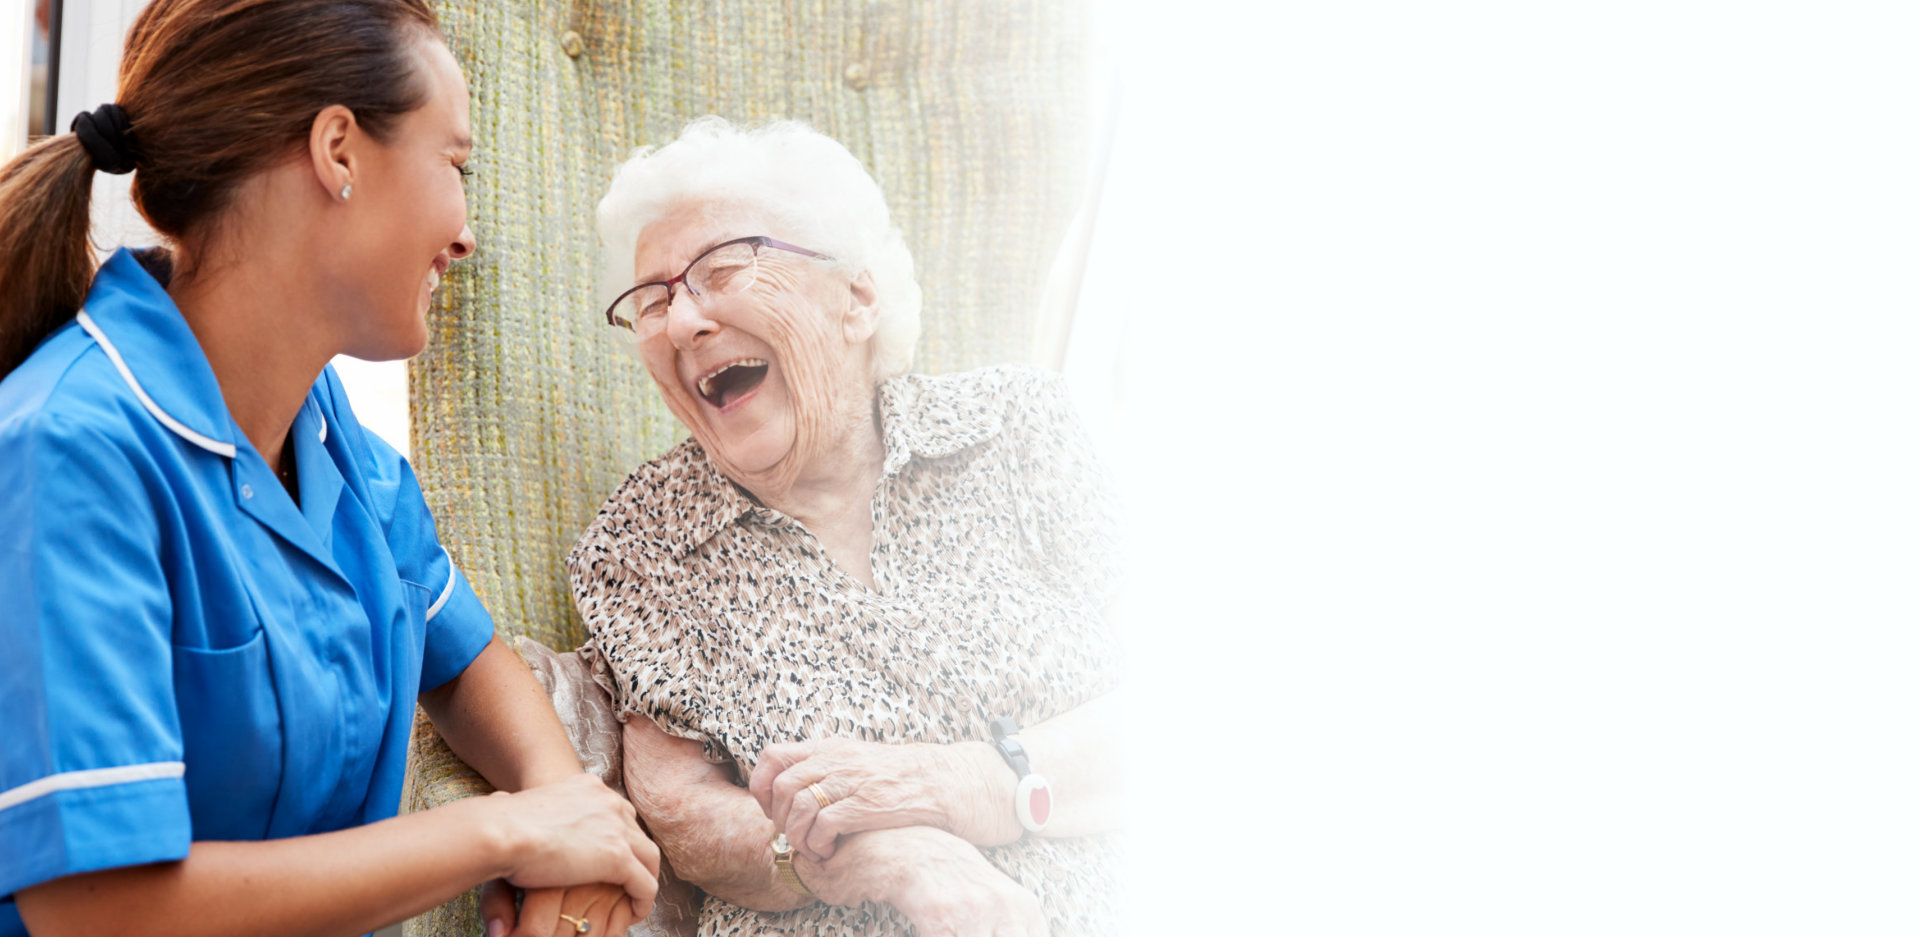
[0,2,657,937]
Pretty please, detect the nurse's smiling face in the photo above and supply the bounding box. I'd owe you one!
[627,201,880,493]
[331,37,477,361]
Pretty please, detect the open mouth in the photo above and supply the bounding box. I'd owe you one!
[696,358,770,410]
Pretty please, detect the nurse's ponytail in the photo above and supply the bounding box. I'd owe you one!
[0,135,98,378]
[0,0,440,379]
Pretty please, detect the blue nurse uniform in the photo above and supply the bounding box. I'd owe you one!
[0,249,496,936]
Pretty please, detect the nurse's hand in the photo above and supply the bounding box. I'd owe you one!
[486,772,661,919]
[479,880,635,937]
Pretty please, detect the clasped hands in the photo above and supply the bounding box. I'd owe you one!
[479,773,660,937]
[749,737,1046,937]
[748,736,1021,861]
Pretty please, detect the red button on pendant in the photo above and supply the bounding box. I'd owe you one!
[1015,774,1051,833]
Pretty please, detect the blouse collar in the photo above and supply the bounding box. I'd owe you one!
[642,371,1007,559]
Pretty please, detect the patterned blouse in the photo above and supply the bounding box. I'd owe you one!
[569,365,1124,937]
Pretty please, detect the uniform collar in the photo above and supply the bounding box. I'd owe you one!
[75,248,238,458]
[645,372,1006,559]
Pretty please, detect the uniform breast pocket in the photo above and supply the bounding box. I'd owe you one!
[172,627,285,840]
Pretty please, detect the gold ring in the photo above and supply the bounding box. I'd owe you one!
[557,913,591,934]
[809,783,832,809]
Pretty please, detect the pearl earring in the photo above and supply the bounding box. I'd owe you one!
[340,183,352,200]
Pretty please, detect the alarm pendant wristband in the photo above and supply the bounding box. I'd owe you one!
[988,716,1052,833]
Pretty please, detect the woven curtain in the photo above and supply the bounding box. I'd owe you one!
[401,1,1089,934]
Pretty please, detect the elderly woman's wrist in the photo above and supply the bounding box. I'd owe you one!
[937,741,1023,845]
[801,829,914,907]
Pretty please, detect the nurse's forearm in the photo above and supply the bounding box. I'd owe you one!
[419,635,583,790]
[16,793,522,937]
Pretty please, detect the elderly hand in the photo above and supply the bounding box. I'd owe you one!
[749,738,1020,860]
[862,826,1049,937]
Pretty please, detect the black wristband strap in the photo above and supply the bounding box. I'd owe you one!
[988,716,1030,777]
[988,716,1053,833]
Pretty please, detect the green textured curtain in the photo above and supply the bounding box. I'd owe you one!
[401,1,1089,933]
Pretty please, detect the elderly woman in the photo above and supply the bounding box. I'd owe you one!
[569,117,1124,937]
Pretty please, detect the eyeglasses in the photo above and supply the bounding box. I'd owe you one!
[602,235,836,332]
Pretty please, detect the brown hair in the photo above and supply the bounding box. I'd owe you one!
[0,0,441,377]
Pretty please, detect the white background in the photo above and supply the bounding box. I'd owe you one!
[1087,1,1920,934]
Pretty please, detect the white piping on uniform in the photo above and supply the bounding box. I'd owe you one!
[77,310,237,459]
[425,564,457,621]
[317,412,328,443]
[0,762,186,813]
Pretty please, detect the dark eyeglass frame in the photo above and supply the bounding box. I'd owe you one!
[602,235,836,330]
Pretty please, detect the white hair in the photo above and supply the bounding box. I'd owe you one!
[596,117,923,382]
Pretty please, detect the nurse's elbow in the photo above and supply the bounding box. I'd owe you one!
[15,868,166,937]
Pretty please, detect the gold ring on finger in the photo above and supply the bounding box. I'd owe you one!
[557,913,591,934]
[808,783,832,809]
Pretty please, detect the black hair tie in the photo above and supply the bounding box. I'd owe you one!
[70,104,138,175]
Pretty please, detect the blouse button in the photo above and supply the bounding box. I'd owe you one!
[240,483,254,499]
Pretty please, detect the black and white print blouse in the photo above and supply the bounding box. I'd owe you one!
[569,365,1125,937]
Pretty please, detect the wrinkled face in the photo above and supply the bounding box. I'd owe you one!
[628,202,870,486]
[337,37,476,360]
